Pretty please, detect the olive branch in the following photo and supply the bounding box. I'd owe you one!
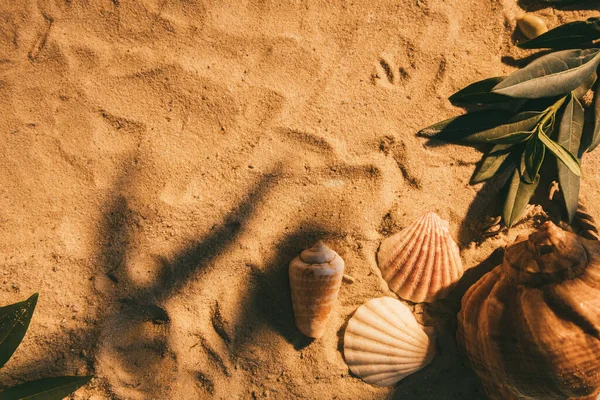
[419,17,600,228]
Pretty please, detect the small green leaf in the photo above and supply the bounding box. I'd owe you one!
[470,144,514,184]
[493,49,600,99]
[0,376,92,400]
[449,76,511,105]
[557,95,584,222]
[539,131,582,176]
[503,169,540,228]
[0,293,38,368]
[519,17,600,50]
[524,135,545,184]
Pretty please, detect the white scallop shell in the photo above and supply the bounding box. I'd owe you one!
[343,297,436,386]
[377,212,464,303]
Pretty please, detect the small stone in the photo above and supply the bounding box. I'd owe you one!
[342,274,356,283]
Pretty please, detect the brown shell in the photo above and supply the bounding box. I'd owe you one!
[457,222,600,399]
[377,212,464,303]
[289,241,344,339]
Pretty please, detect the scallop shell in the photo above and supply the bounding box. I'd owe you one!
[517,14,548,40]
[344,297,436,386]
[377,212,464,303]
[289,241,344,339]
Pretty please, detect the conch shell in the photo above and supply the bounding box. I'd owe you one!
[457,222,600,399]
[377,212,464,303]
[343,297,436,386]
[289,241,344,338]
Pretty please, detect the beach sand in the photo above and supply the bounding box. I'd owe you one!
[1,0,599,399]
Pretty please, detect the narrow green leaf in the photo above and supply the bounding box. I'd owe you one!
[493,49,600,99]
[418,110,514,141]
[519,17,600,50]
[0,293,38,368]
[449,76,511,105]
[503,169,540,228]
[424,110,541,144]
[588,81,600,152]
[524,135,545,184]
[557,95,584,221]
[0,376,92,400]
[539,131,582,176]
[470,144,513,184]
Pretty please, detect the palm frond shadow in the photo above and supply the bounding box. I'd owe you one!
[91,162,281,396]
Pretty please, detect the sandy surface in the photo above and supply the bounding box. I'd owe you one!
[1,1,599,399]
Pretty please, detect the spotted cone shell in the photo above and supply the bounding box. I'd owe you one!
[457,222,600,399]
[377,212,464,303]
[289,241,344,339]
[344,297,436,386]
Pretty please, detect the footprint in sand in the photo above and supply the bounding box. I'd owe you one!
[372,54,410,89]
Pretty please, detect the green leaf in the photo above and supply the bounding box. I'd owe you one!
[539,130,582,176]
[519,18,600,50]
[0,293,38,368]
[503,169,540,228]
[470,144,513,184]
[449,76,512,105]
[422,110,541,144]
[587,81,600,152]
[493,49,600,99]
[557,95,584,222]
[524,135,545,184]
[418,110,514,141]
[0,376,92,400]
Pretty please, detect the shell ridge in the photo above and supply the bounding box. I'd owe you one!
[367,299,430,345]
[387,216,433,295]
[405,217,438,301]
[346,316,429,354]
[383,219,428,284]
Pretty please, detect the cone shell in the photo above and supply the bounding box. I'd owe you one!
[289,241,344,339]
[377,212,464,303]
[344,297,436,387]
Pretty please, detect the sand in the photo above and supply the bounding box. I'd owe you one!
[1,1,599,399]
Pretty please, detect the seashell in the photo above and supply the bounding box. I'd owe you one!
[289,241,344,338]
[457,221,600,399]
[377,212,464,303]
[517,14,548,40]
[343,297,436,386]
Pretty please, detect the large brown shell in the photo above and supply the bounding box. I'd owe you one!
[289,241,344,339]
[377,212,464,303]
[457,222,600,399]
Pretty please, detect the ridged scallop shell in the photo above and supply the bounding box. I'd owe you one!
[344,297,436,386]
[377,212,464,303]
[289,241,344,339]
